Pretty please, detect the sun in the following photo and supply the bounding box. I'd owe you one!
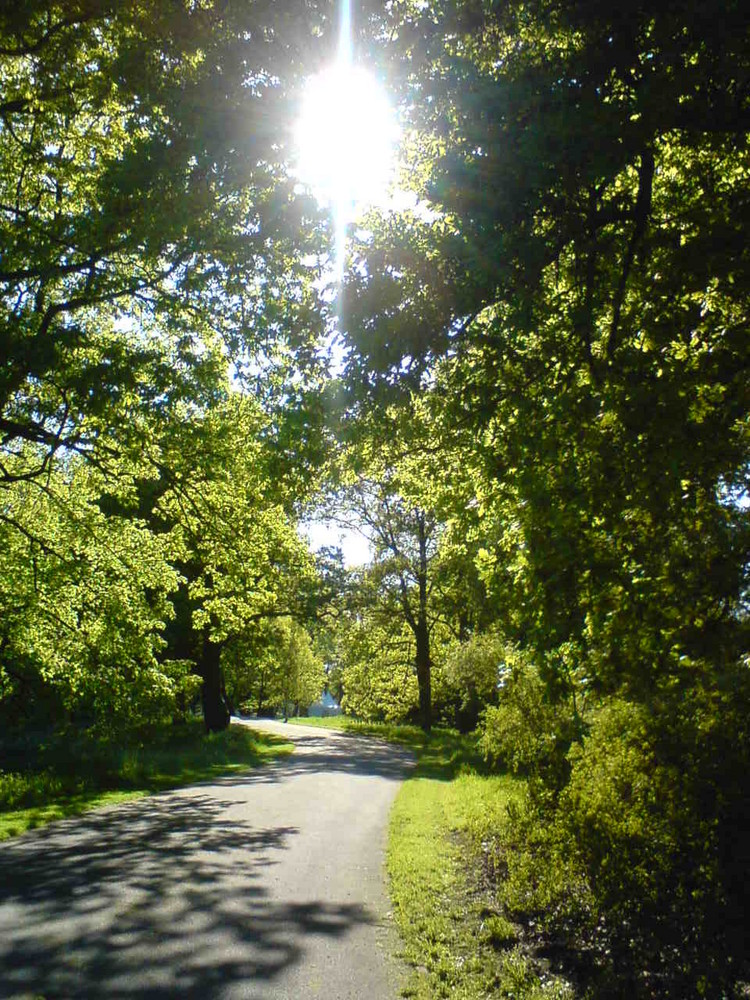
[294,63,397,209]
[294,61,399,275]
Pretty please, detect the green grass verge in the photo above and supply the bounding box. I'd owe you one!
[389,761,578,999]
[288,715,573,998]
[0,720,293,842]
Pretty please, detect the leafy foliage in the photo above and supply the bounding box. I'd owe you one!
[0,0,328,478]
[443,629,504,730]
[2,2,749,995]
[337,617,421,722]
[0,451,185,729]
[335,0,750,995]
[479,646,578,790]
[0,2,335,735]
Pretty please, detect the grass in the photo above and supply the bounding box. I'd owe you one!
[391,752,527,998]
[0,720,293,841]
[289,715,574,999]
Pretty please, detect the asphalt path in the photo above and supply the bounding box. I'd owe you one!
[0,719,415,999]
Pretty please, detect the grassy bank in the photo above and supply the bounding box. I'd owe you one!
[288,716,572,999]
[389,753,578,999]
[0,720,293,841]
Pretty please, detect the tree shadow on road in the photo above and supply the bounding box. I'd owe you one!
[0,792,374,998]
[224,728,416,787]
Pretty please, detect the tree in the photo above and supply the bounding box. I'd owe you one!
[321,389,499,729]
[223,617,325,719]
[336,0,750,992]
[275,619,326,719]
[0,2,337,733]
[333,475,440,730]
[0,448,186,731]
[0,387,322,733]
[0,1,330,485]
[143,394,318,731]
[343,0,750,697]
[443,629,503,731]
[336,614,420,722]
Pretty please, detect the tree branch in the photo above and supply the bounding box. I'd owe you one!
[607,145,654,360]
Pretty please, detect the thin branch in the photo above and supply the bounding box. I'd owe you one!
[0,509,67,560]
[607,145,654,360]
[0,10,103,58]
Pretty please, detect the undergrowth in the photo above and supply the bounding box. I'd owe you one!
[0,720,292,840]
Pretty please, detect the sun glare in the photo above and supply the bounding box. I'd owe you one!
[294,61,399,278]
[295,64,397,210]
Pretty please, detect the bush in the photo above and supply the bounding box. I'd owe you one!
[488,680,750,999]
[558,691,750,997]
[479,647,578,789]
[341,654,419,722]
[443,629,505,731]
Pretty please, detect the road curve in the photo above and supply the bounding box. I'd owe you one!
[0,719,414,999]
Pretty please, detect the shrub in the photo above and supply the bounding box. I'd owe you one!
[558,691,750,997]
[443,629,505,731]
[479,647,578,789]
[478,639,750,998]
[341,654,419,722]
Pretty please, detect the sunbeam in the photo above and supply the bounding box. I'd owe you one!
[294,1,398,281]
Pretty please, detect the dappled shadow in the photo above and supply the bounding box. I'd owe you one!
[0,792,373,998]
[224,724,416,787]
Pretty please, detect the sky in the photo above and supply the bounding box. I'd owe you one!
[302,520,372,567]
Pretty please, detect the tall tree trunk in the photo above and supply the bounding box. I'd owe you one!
[200,635,230,733]
[415,617,432,732]
[416,512,432,732]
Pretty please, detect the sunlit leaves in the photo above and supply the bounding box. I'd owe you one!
[0,0,329,480]
[0,451,182,727]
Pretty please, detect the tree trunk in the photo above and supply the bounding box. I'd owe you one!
[200,636,230,733]
[256,669,266,717]
[416,512,432,732]
[415,618,432,732]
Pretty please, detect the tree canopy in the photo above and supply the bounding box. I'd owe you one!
[0,0,333,731]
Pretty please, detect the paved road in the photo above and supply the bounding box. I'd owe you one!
[0,720,414,999]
